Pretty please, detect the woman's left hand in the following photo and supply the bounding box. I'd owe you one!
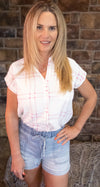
[54,125,81,145]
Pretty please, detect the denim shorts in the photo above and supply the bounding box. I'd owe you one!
[19,120,70,176]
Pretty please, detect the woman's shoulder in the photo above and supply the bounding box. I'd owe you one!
[10,58,24,74]
[67,57,83,72]
[67,57,77,67]
[67,57,87,88]
[11,58,24,68]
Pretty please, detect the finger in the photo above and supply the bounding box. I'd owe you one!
[20,175,24,180]
[62,138,70,145]
[22,174,25,178]
[57,136,67,143]
[21,169,26,179]
[55,131,65,140]
[56,126,70,137]
[55,134,65,140]
[22,172,26,178]
[13,171,18,178]
[17,172,25,180]
[57,129,65,135]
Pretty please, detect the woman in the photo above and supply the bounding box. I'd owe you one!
[5,1,97,187]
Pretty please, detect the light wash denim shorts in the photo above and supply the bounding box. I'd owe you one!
[19,120,70,176]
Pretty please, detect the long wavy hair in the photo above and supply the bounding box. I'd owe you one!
[23,0,72,92]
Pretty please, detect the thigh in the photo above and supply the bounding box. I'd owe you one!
[24,164,42,187]
[43,169,69,187]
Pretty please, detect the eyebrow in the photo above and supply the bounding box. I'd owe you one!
[37,24,57,27]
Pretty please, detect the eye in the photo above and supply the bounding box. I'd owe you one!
[49,26,57,31]
[37,25,43,30]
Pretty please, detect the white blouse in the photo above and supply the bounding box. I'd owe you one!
[5,57,87,131]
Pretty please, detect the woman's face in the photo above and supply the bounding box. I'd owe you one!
[35,11,58,57]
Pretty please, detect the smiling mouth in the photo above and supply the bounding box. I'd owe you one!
[40,41,51,44]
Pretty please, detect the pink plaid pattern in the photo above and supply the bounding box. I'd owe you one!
[5,57,87,131]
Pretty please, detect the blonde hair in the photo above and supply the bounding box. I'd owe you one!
[23,0,72,92]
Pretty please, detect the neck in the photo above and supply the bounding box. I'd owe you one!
[36,57,49,73]
[41,55,49,64]
[39,50,51,62]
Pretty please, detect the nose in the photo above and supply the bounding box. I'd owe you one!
[42,28,49,38]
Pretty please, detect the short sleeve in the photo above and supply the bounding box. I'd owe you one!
[68,58,87,89]
[4,63,17,94]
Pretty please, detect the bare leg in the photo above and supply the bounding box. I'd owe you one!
[43,169,69,187]
[24,164,42,187]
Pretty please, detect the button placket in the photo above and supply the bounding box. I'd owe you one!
[44,80,49,130]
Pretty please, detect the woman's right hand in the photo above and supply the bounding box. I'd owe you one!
[11,154,25,180]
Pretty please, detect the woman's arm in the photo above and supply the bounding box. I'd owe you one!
[55,78,97,145]
[5,88,25,180]
[73,78,97,131]
[5,88,20,156]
